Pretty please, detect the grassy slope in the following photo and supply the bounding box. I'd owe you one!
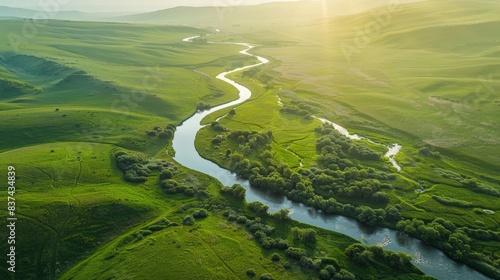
[130,0,499,172]
[253,0,500,169]
[197,0,500,208]
[0,20,253,154]
[188,0,500,275]
[0,20,256,279]
[61,200,427,280]
[0,19,428,280]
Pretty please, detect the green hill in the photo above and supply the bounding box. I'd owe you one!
[0,1,499,279]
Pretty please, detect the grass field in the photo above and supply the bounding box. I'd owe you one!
[0,17,431,280]
[1,0,499,278]
[187,0,500,277]
[193,0,500,218]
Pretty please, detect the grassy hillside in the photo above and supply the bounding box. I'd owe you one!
[178,0,500,277]
[250,0,500,170]
[0,20,254,153]
[110,0,500,169]
[0,18,431,280]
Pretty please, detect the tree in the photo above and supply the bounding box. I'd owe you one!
[232,184,246,200]
[385,205,401,221]
[248,201,269,215]
[273,209,291,221]
[290,172,301,183]
[303,228,317,245]
[357,207,378,226]
[292,227,302,240]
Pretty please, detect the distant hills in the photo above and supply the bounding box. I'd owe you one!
[0,6,128,21]
[0,6,40,18]
[1,1,423,25]
[106,0,411,26]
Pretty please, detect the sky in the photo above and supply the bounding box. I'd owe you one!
[1,0,301,12]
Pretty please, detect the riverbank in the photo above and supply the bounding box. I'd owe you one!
[172,32,492,279]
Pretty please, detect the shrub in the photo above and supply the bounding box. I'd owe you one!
[418,147,432,156]
[246,269,256,278]
[333,269,355,280]
[325,264,337,275]
[285,247,307,260]
[147,130,157,137]
[299,256,321,270]
[319,269,331,280]
[159,130,174,139]
[271,253,281,262]
[148,225,166,232]
[193,209,209,219]
[432,195,473,208]
[237,215,249,224]
[248,201,269,215]
[138,230,153,237]
[183,215,195,226]
[260,273,274,280]
[274,238,290,250]
[160,170,174,180]
[197,102,211,111]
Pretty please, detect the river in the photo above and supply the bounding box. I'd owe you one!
[171,33,490,280]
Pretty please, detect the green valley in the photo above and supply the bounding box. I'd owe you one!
[0,0,498,279]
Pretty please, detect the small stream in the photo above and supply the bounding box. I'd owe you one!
[171,33,490,280]
[315,117,402,171]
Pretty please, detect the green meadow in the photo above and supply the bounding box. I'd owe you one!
[0,0,499,278]
[191,0,500,277]
[0,17,429,280]
[196,0,500,224]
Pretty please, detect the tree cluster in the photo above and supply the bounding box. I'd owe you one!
[115,151,151,183]
[193,209,208,219]
[220,184,246,200]
[280,106,312,119]
[216,127,399,228]
[146,124,176,140]
[396,218,500,278]
[291,227,317,245]
[197,102,211,111]
[225,213,290,250]
[345,244,413,270]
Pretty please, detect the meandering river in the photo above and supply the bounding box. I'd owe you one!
[171,34,490,280]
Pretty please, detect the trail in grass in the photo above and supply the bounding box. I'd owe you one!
[189,230,240,279]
